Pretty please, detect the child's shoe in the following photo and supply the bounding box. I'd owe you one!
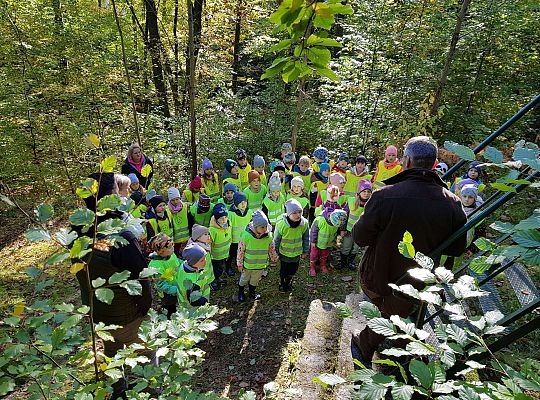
[309,261,317,277]
[348,254,357,270]
[248,284,261,300]
[226,267,235,277]
[320,259,329,273]
[238,285,246,302]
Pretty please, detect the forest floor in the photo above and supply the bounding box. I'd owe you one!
[1,190,539,399]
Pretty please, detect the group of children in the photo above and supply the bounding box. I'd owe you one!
[119,142,487,312]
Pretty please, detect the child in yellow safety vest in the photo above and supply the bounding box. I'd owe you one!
[236,149,252,190]
[148,233,181,317]
[253,155,268,187]
[226,192,253,277]
[262,172,286,230]
[177,243,212,306]
[339,180,372,271]
[188,194,214,228]
[218,182,238,210]
[236,210,278,302]
[344,155,372,197]
[309,162,330,224]
[167,187,190,256]
[182,175,203,206]
[274,199,310,292]
[450,161,486,195]
[147,195,173,240]
[200,158,221,203]
[222,159,242,192]
[186,224,215,291]
[315,173,348,216]
[309,209,348,276]
[287,176,309,218]
[372,145,403,188]
[311,146,330,173]
[209,203,232,289]
[331,152,350,176]
[292,155,313,191]
[243,170,267,210]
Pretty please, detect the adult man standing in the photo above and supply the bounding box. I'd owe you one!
[351,136,467,365]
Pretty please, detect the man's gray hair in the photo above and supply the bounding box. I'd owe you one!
[403,136,437,169]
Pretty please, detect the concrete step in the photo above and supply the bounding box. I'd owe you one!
[292,299,342,400]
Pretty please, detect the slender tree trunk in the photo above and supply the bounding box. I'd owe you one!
[173,0,181,115]
[52,0,68,84]
[231,0,242,94]
[291,78,306,152]
[429,0,472,116]
[144,0,171,118]
[187,0,198,178]
[184,0,203,100]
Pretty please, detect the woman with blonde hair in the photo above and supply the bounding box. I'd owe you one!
[121,143,154,188]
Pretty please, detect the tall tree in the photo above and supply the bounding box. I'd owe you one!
[231,0,243,93]
[187,0,198,178]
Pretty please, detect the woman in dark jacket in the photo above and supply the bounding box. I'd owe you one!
[121,143,154,188]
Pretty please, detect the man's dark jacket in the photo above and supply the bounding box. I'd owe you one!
[352,168,467,297]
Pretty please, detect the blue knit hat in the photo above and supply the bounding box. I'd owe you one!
[224,159,238,173]
[224,182,238,194]
[182,243,207,266]
[313,147,328,161]
[236,149,247,161]
[338,152,349,162]
[468,161,482,174]
[213,203,228,220]
[128,173,139,184]
[233,191,247,206]
[145,189,157,201]
[202,158,213,171]
[319,163,330,173]
[253,155,265,168]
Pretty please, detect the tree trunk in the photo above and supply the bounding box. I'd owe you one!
[187,0,198,178]
[184,0,203,88]
[173,0,181,115]
[52,0,68,84]
[429,0,472,116]
[231,0,242,93]
[144,0,171,118]
[291,78,306,152]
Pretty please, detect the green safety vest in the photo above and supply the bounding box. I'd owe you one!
[202,174,220,202]
[263,194,285,225]
[241,230,273,270]
[148,214,174,238]
[148,253,181,277]
[183,189,200,205]
[190,203,214,227]
[286,193,309,210]
[276,215,308,258]
[292,171,312,190]
[167,207,189,244]
[209,225,232,260]
[222,177,242,192]
[315,216,339,249]
[244,186,267,210]
[131,204,147,219]
[310,180,327,204]
[454,177,486,193]
[217,198,235,211]
[175,261,212,304]
[259,173,267,187]
[346,197,365,232]
[229,209,253,243]
[343,170,373,197]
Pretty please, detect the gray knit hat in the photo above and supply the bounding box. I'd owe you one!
[252,210,269,228]
[191,224,209,241]
[284,199,303,216]
[182,243,207,266]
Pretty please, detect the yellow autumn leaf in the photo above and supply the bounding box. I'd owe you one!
[141,164,152,178]
[91,179,99,195]
[88,133,100,147]
[312,3,332,17]
[70,262,85,275]
[161,268,175,282]
[99,362,108,371]
[13,303,25,316]
[101,156,117,173]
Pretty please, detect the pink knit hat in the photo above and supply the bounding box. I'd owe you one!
[329,172,345,185]
[385,145,398,156]
[357,180,372,193]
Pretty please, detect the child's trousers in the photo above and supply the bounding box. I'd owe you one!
[341,233,359,256]
[280,260,300,278]
[239,269,265,286]
[310,247,331,266]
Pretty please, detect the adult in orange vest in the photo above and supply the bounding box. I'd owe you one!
[372,145,403,187]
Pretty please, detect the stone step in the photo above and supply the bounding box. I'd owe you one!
[293,299,342,400]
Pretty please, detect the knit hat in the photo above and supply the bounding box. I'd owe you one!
[248,170,260,183]
[202,158,213,171]
[253,155,265,168]
[128,173,139,184]
[468,161,482,174]
[283,152,296,165]
[182,243,207,266]
[329,172,345,185]
[236,149,247,161]
[149,195,166,210]
[268,172,282,192]
[281,143,293,152]
[298,155,311,165]
[284,198,303,216]
[191,224,209,241]
[197,194,211,210]
[224,159,238,173]
[435,162,448,174]
[313,147,328,161]
[457,178,478,190]
[189,175,203,191]
[319,162,330,173]
[252,209,269,228]
[130,191,143,204]
[290,176,304,188]
[213,203,228,220]
[224,182,239,194]
[357,180,372,193]
[145,189,157,201]
[329,209,348,227]
[338,153,349,162]
[272,160,286,172]
[326,185,340,202]
[355,155,367,164]
[167,187,181,201]
[233,191,247,206]
[460,184,478,198]
[385,145,398,156]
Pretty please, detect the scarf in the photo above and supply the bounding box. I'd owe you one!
[286,215,301,228]
[314,171,329,184]
[128,155,146,173]
[351,166,369,177]
[292,165,310,176]
[383,159,400,169]
[168,200,184,214]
